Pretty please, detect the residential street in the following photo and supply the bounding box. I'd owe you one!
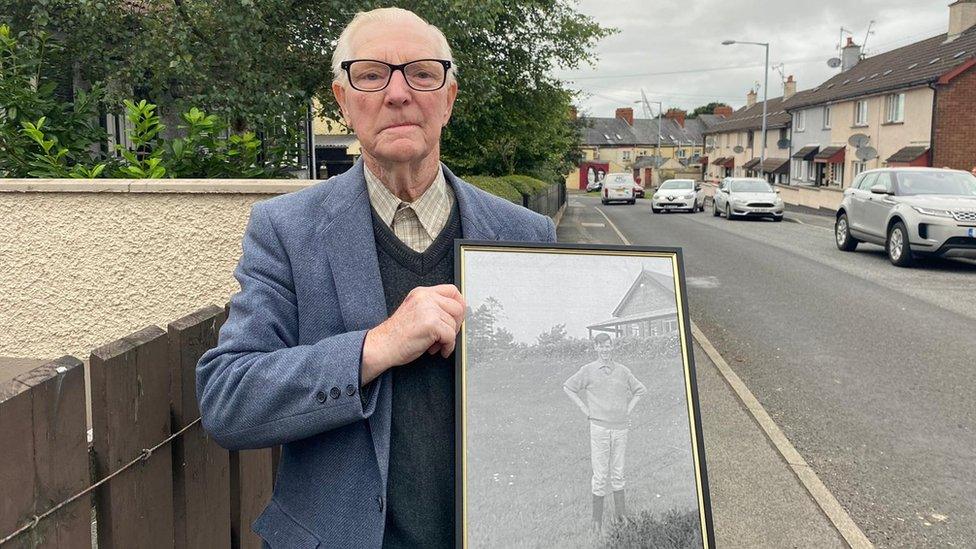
[558,193,976,548]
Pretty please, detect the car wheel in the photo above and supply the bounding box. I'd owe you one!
[601,199,608,206]
[629,200,636,205]
[772,216,783,222]
[834,213,858,251]
[712,200,720,217]
[652,208,660,213]
[725,204,734,220]
[887,221,915,267]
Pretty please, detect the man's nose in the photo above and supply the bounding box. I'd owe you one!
[384,69,412,106]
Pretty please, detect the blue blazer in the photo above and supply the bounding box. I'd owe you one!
[196,159,556,548]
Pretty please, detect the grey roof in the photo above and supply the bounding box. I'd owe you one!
[580,115,709,147]
[886,145,930,163]
[784,26,976,110]
[702,96,792,134]
[695,114,729,129]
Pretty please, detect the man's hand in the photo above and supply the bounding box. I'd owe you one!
[361,285,465,385]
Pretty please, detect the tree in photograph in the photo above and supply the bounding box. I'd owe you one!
[536,324,568,346]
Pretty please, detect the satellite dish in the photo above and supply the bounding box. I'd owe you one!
[777,138,790,149]
[827,57,842,68]
[733,145,745,154]
[856,146,878,161]
[705,146,715,153]
[848,133,870,148]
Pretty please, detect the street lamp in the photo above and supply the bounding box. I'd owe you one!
[723,39,770,172]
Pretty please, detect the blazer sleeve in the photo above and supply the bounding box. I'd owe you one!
[196,202,377,451]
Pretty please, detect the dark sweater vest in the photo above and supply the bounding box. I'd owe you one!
[374,201,461,549]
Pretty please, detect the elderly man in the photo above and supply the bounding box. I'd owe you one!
[196,7,555,549]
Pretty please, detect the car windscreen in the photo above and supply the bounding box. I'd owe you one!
[660,180,694,190]
[894,171,976,197]
[730,180,773,193]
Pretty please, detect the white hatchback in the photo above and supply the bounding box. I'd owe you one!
[601,173,637,205]
[652,179,704,213]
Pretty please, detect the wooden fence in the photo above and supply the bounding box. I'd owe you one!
[0,305,279,548]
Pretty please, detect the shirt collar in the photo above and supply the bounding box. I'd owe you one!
[363,163,452,236]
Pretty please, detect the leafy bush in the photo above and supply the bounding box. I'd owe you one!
[500,174,550,196]
[464,175,522,204]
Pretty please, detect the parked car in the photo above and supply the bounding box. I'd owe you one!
[712,177,784,221]
[633,177,645,198]
[651,179,704,213]
[834,167,976,267]
[601,172,637,205]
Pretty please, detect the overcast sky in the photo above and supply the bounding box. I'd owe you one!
[552,0,953,118]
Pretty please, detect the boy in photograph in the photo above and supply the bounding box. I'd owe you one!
[563,333,647,530]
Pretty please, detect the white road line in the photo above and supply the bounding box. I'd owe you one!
[580,222,606,228]
[790,215,833,231]
[593,203,874,549]
[593,207,632,245]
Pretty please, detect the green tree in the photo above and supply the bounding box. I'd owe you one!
[690,102,730,118]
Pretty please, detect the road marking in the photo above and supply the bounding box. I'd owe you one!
[594,207,632,245]
[692,323,874,549]
[593,203,874,549]
[790,215,833,231]
[580,222,606,228]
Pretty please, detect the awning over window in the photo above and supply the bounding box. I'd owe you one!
[711,156,727,165]
[886,146,930,166]
[742,158,762,170]
[720,157,735,168]
[814,146,846,164]
[760,158,790,174]
[792,145,819,160]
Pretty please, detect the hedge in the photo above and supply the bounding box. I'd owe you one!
[500,174,549,196]
[463,174,552,204]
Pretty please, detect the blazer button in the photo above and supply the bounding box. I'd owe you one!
[346,384,356,396]
[330,386,341,399]
[315,390,326,403]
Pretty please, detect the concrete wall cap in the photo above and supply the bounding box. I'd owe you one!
[0,179,314,194]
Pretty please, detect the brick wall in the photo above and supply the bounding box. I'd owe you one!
[933,64,976,171]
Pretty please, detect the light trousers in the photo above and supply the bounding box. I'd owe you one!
[589,423,628,496]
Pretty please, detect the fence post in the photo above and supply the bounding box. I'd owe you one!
[169,306,231,549]
[90,326,175,549]
[0,356,89,548]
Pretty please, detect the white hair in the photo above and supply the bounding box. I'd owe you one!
[331,7,457,85]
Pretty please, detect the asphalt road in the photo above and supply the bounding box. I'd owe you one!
[558,193,976,548]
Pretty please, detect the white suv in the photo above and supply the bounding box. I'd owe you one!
[834,168,976,267]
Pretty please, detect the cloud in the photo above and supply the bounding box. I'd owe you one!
[554,0,950,116]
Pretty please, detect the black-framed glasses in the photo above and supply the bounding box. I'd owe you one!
[340,59,452,92]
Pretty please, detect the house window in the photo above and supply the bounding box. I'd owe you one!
[823,105,831,129]
[795,111,806,132]
[854,99,869,126]
[736,133,741,146]
[807,161,816,182]
[852,161,867,178]
[623,150,631,161]
[884,93,905,123]
[747,131,754,148]
[829,163,844,187]
[677,148,686,158]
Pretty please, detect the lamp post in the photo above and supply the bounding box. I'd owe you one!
[723,40,769,172]
[634,96,663,164]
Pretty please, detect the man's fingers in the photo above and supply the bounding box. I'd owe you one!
[434,295,465,324]
[429,284,464,304]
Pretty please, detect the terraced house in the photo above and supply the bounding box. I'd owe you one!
[702,79,796,184]
[784,0,976,188]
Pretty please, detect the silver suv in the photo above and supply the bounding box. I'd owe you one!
[835,168,976,267]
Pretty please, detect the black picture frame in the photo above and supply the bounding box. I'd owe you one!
[454,240,714,549]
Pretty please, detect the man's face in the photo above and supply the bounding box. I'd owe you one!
[595,339,613,361]
[332,20,458,165]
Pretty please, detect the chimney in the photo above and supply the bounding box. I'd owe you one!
[665,108,686,128]
[842,37,862,71]
[949,0,976,40]
[615,107,634,126]
[783,75,797,100]
[713,105,733,117]
[746,89,757,108]
[569,106,578,120]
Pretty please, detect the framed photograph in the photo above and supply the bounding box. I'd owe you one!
[455,241,714,549]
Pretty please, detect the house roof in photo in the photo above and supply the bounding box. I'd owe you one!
[610,268,675,318]
[784,26,976,110]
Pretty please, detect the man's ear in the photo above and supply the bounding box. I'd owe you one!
[442,80,458,127]
[332,81,352,128]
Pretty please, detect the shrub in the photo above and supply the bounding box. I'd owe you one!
[500,174,550,196]
[464,175,522,204]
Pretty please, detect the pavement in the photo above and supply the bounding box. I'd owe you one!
[561,192,976,548]
[558,196,848,548]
